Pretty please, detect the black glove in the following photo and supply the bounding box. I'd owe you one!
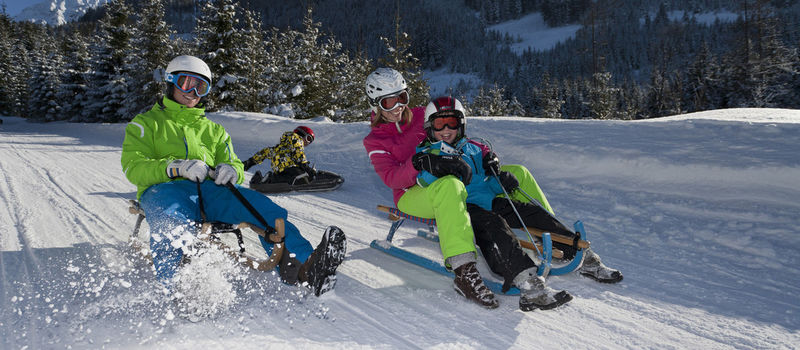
[412,152,472,185]
[242,158,256,171]
[498,171,519,192]
[300,162,317,180]
[482,152,500,175]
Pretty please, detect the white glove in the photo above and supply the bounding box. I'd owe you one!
[166,159,210,182]
[213,163,238,185]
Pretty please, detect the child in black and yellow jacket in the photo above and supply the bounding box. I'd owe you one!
[243,126,316,185]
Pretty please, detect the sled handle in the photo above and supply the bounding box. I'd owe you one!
[525,226,590,249]
[234,218,285,271]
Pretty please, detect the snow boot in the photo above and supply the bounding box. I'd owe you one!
[278,252,302,285]
[299,226,346,296]
[250,170,272,185]
[578,249,623,283]
[515,271,572,311]
[453,262,499,309]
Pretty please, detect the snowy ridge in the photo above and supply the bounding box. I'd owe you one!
[1,108,799,349]
[14,0,108,26]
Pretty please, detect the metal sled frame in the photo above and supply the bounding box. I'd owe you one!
[127,199,285,271]
[370,205,590,294]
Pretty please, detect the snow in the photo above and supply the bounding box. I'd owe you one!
[1,107,800,349]
[11,0,108,26]
[487,13,582,54]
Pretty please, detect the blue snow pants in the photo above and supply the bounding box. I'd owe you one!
[139,180,313,282]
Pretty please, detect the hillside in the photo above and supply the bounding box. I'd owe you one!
[1,108,799,349]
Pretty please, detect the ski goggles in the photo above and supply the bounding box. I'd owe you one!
[377,90,409,111]
[430,115,460,131]
[296,130,314,144]
[165,73,211,97]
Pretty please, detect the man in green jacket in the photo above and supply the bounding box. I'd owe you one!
[121,55,345,296]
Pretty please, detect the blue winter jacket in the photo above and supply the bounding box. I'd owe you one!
[416,138,505,210]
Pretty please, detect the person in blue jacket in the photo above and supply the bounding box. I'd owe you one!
[121,55,345,296]
[416,96,623,310]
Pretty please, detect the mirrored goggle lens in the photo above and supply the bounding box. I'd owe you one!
[172,74,210,97]
[378,91,409,111]
[296,129,314,144]
[432,115,460,131]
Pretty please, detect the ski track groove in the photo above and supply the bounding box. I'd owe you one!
[327,295,424,349]
[0,140,48,348]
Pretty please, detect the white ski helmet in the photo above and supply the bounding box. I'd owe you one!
[424,96,467,142]
[365,68,407,105]
[165,55,212,85]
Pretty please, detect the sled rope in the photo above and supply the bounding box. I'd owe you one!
[514,188,590,250]
[126,180,286,271]
[488,167,546,263]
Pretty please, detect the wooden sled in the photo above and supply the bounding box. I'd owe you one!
[371,205,591,294]
[127,199,284,272]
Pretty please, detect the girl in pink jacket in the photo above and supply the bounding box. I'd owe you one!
[362,68,498,308]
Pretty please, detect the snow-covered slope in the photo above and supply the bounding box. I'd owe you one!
[1,108,799,349]
[13,0,107,26]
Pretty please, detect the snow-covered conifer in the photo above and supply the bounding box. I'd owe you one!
[58,29,92,121]
[130,0,175,113]
[27,30,64,122]
[83,0,137,122]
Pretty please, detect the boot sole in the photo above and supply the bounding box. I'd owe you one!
[580,271,623,284]
[311,226,346,296]
[519,290,573,311]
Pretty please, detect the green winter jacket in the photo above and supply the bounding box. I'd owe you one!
[121,97,244,199]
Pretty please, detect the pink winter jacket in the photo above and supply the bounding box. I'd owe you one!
[362,107,427,205]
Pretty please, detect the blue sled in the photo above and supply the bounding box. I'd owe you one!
[371,206,590,295]
[369,239,520,295]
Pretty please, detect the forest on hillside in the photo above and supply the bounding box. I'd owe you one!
[1,0,798,121]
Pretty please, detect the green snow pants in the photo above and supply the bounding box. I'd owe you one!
[500,164,554,214]
[397,175,477,264]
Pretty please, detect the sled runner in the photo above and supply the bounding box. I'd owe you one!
[127,199,285,272]
[370,205,591,294]
[249,170,344,194]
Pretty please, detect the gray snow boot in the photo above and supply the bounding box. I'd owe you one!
[578,249,623,283]
[515,270,572,311]
[453,262,499,309]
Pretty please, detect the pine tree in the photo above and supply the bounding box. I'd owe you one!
[195,0,248,111]
[83,0,137,122]
[234,8,268,113]
[0,15,30,117]
[588,71,618,120]
[58,29,92,121]
[0,12,17,115]
[468,83,525,116]
[278,6,333,119]
[530,74,564,119]
[263,7,371,120]
[682,41,719,112]
[646,67,682,118]
[131,0,175,113]
[27,27,64,122]
[748,9,797,108]
[332,50,373,122]
[378,6,429,108]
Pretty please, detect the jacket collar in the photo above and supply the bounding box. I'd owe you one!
[158,96,206,123]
